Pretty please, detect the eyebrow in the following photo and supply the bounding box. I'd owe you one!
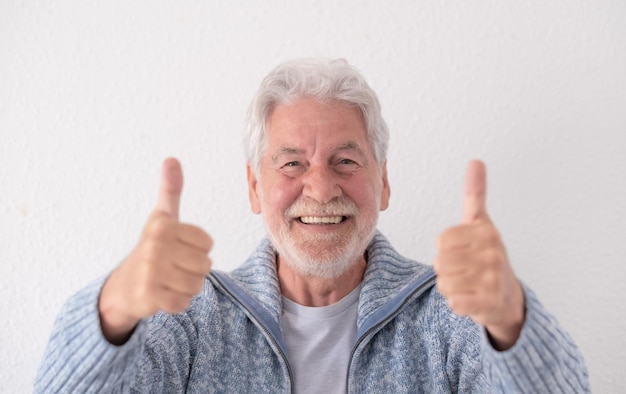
[335,142,364,154]
[271,147,304,163]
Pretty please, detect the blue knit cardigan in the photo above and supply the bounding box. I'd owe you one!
[35,232,590,393]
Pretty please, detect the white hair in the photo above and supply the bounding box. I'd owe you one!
[243,58,389,171]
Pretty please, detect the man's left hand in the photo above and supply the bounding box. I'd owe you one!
[434,160,525,350]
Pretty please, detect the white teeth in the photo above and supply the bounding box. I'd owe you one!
[299,216,343,224]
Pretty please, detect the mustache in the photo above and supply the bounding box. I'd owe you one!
[285,196,359,218]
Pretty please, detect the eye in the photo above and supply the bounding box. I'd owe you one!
[278,160,306,177]
[336,157,361,167]
[335,158,361,174]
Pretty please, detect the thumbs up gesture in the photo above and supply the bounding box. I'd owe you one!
[434,160,525,350]
[99,158,213,344]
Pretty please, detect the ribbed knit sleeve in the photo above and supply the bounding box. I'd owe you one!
[481,284,590,393]
[34,276,147,393]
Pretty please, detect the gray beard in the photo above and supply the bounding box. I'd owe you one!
[262,194,380,279]
[266,222,377,279]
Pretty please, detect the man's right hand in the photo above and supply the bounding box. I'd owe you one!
[98,158,213,344]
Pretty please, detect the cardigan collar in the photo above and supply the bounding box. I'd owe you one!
[220,230,434,331]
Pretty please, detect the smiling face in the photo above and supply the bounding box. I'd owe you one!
[247,98,390,279]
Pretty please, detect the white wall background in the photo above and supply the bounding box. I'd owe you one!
[1,1,624,392]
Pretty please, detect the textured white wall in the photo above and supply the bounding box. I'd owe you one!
[2,1,625,392]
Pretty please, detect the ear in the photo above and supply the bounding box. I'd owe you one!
[247,163,262,214]
[379,161,391,211]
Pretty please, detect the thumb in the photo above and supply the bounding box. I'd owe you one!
[156,157,183,219]
[462,160,488,223]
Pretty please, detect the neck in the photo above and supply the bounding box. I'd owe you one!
[277,254,366,307]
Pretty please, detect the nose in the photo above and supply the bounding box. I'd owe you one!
[302,165,342,204]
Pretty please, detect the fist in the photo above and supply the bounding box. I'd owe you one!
[434,160,525,349]
[99,158,213,343]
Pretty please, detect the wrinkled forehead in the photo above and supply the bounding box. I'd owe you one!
[264,98,370,147]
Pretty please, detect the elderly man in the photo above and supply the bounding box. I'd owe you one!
[36,58,589,393]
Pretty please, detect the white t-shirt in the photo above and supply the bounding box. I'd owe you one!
[281,285,361,394]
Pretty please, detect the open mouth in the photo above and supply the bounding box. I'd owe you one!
[298,216,347,224]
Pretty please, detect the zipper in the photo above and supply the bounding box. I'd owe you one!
[209,274,295,394]
[345,274,436,393]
